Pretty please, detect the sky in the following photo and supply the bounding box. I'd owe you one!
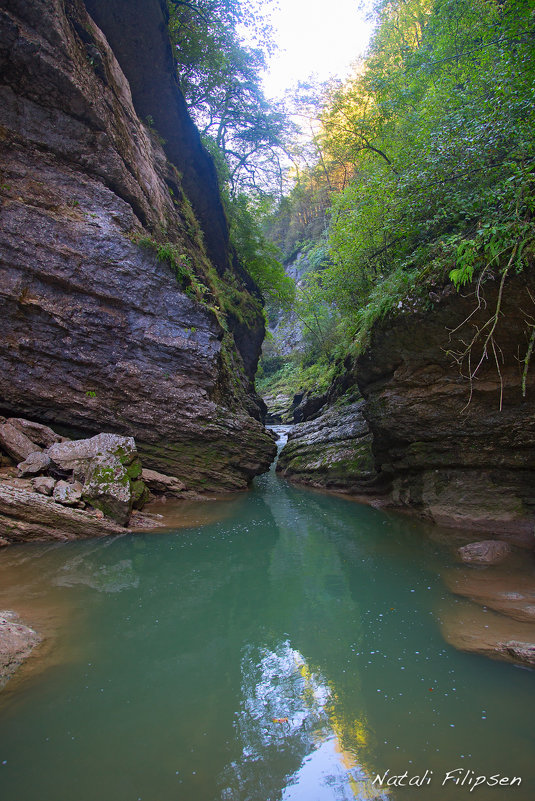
[261,0,374,99]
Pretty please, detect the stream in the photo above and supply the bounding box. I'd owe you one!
[0,426,533,800]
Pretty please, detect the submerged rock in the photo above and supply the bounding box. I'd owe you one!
[444,567,535,623]
[440,602,535,667]
[458,540,512,565]
[0,611,41,691]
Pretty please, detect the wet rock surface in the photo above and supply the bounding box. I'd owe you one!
[277,399,382,494]
[0,611,41,690]
[0,0,275,491]
[457,540,512,565]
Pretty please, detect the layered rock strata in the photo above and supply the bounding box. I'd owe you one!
[277,399,381,496]
[356,273,535,539]
[0,0,275,491]
[278,273,535,539]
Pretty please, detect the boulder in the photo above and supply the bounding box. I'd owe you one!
[17,451,51,477]
[7,418,65,448]
[82,460,132,525]
[46,433,137,480]
[53,480,83,506]
[0,611,42,690]
[0,423,41,463]
[46,433,146,525]
[458,540,512,565]
[31,476,56,497]
[0,483,131,543]
[142,468,186,495]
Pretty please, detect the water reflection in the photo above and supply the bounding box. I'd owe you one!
[221,641,387,801]
[0,427,533,801]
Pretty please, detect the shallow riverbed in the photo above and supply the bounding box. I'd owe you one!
[0,428,533,801]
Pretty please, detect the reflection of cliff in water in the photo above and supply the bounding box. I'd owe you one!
[216,466,390,800]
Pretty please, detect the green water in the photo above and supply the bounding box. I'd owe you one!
[0,428,533,801]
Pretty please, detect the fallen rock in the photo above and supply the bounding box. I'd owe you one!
[0,423,41,463]
[53,480,83,506]
[458,540,512,565]
[0,611,41,690]
[7,418,65,448]
[47,434,147,525]
[17,451,52,477]
[47,433,138,481]
[0,483,131,543]
[142,468,186,495]
[31,476,56,496]
[82,460,132,525]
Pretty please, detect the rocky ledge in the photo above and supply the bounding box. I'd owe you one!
[276,398,383,497]
[0,415,184,544]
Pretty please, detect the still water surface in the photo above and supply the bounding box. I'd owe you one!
[0,428,533,801]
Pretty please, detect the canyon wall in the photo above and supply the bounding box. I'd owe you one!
[0,0,276,491]
[279,273,535,542]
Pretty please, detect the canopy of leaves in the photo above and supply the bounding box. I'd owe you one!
[169,0,289,195]
[318,0,535,335]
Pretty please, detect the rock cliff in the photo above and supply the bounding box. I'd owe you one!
[0,0,276,491]
[278,272,535,541]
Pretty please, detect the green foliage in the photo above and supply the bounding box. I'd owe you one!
[256,356,337,399]
[136,236,193,285]
[224,192,295,307]
[306,0,535,340]
[168,0,288,195]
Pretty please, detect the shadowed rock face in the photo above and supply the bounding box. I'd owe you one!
[277,273,535,538]
[0,0,276,489]
[356,273,535,539]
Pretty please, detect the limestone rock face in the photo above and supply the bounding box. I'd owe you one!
[356,273,535,538]
[0,0,275,490]
[277,400,381,494]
